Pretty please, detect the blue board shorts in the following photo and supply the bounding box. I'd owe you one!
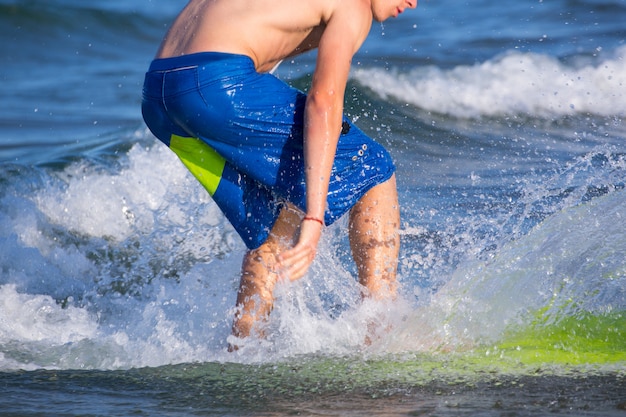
[142,52,395,249]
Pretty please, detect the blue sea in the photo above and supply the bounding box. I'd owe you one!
[1,0,626,415]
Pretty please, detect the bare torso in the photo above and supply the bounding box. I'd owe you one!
[150,0,415,329]
[156,0,338,73]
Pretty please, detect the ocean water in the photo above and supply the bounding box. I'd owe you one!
[1,0,625,415]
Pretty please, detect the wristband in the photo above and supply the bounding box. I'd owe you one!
[302,216,324,227]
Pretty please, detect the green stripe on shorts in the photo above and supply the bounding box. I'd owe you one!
[170,134,225,196]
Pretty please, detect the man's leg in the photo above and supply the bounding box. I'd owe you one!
[348,174,400,299]
[231,205,302,340]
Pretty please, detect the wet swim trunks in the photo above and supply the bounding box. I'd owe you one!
[142,52,395,249]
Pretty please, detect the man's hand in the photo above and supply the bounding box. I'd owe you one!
[277,217,323,280]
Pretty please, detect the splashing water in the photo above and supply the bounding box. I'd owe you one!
[1,132,625,372]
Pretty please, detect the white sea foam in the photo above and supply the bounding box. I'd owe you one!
[1,135,625,370]
[0,141,385,370]
[0,284,97,344]
[33,143,195,242]
[353,46,626,118]
[388,188,626,352]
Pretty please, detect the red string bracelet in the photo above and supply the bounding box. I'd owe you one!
[302,216,325,227]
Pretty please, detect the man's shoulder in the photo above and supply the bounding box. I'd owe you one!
[319,0,373,22]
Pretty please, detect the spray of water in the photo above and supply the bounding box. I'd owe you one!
[1,45,626,369]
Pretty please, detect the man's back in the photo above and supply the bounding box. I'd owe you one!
[156,0,372,73]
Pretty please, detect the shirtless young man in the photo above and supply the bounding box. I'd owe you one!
[142,0,416,344]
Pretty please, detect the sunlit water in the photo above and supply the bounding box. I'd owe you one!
[1,0,625,415]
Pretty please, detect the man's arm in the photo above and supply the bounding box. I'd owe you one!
[278,0,373,280]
